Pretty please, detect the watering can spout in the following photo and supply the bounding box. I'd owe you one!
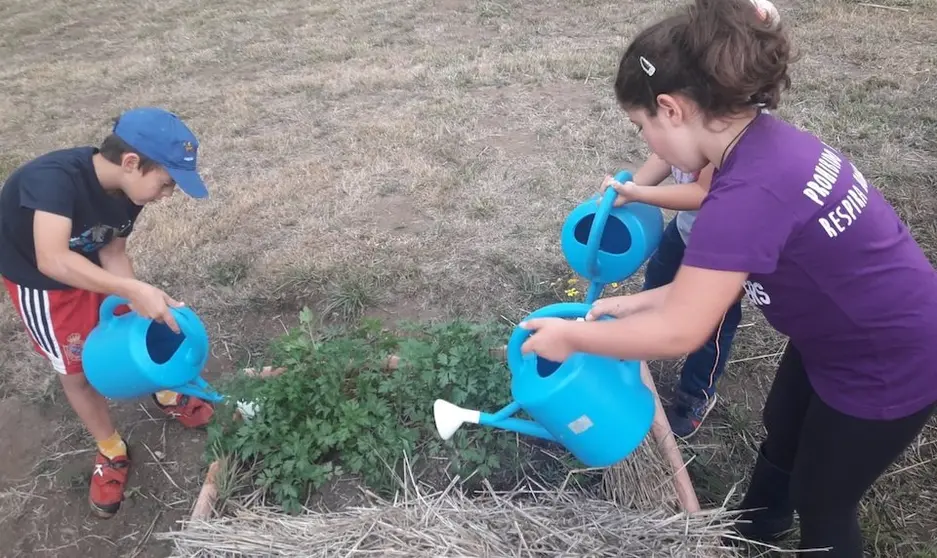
[433,399,555,442]
[433,399,481,440]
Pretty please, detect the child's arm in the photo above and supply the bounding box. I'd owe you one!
[98,237,136,279]
[614,164,714,210]
[33,211,137,297]
[34,211,183,332]
[626,182,707,211]
[631,153,673,186]
[604,153,673,206]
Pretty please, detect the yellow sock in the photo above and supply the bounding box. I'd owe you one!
[97,431,127,460]
[155,390,181,407]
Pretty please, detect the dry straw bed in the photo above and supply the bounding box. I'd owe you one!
[159,463,746,558]
[164,361,729,556]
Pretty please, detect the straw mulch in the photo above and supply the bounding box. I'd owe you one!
[602,435,686,513]
[160,451,746,558]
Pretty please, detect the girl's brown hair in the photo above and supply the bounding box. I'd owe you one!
[614,0,795,118]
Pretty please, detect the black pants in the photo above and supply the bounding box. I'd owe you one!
[760,343,936,556]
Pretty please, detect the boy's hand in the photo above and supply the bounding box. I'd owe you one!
[599,175,640,207]
[126,281,185,333]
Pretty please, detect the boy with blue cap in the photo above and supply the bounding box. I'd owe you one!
[0,107,214,518]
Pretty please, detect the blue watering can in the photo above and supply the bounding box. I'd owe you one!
[82,295,224,403]
[560,170,664,302]
[432,302,656,468]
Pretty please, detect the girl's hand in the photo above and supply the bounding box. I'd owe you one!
[519,318,578,362]
[599,174,641,207]
[585,295,641,321]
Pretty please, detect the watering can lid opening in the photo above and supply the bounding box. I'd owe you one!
[143,321,205,382]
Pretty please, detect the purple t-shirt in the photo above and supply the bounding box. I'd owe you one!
[683,113,937,421]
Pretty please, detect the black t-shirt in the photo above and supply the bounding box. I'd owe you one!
[0,147,144,290]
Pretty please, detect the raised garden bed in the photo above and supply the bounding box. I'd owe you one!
[165,313,745,556]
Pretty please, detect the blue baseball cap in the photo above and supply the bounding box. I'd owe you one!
[112,107,208,199]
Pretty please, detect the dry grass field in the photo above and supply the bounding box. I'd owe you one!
[1,0,935,556]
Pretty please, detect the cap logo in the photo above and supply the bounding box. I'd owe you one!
[182,140,196,162]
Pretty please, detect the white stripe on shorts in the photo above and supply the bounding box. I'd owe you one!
[17,285,66,374]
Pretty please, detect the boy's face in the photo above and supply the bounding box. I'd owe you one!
[119,153,176,205]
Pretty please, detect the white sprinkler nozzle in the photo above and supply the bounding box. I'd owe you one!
[237,399,259,420]
[433,399,481,440]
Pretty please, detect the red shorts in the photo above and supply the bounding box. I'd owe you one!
[2,278,126,375]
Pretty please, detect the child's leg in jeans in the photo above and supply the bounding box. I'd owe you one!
[642,219,738,437]
[641,219,684,291]
[679,297,741,400]
[671,295,743,437]
[791,393,935,556]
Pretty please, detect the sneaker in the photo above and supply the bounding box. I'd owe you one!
[153,393,215,428]
[665,390,718,439]
[89,449,131,519]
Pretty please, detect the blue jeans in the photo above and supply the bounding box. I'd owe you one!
[642,219,742,399]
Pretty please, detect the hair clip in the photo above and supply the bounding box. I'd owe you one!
[639,56,656,77]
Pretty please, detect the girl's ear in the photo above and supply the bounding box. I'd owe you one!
[655,93,689,126]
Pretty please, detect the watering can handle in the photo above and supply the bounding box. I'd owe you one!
[170,308,207,366]
[584,170,633,278]
[99,296,206,365]
[99,296,200,337]
[98,295,131,324]
[506,302,593,375]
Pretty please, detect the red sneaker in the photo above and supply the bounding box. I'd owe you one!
[153,394,215,428]
[89,450,131,519]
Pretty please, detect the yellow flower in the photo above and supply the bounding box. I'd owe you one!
[567,278,578,285]
[565,288,580,297]
[611,283,619,288]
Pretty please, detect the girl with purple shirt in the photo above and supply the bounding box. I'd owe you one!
[519,0,937,554]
